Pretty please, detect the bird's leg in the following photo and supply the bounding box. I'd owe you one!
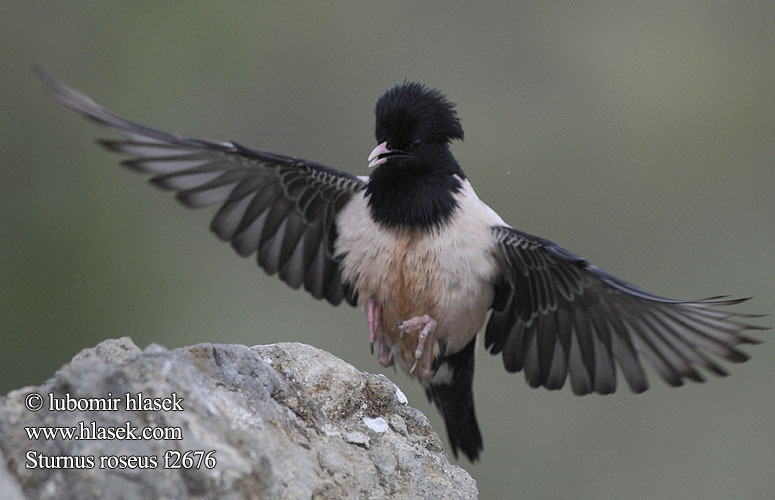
[395,314,438,379]
[366,298,393,367]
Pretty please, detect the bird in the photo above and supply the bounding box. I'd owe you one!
[37,69,764,461]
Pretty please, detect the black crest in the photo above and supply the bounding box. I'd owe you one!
[367,82,466,230]
[374,81,464,146]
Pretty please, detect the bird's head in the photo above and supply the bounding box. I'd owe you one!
[368,81,464,169]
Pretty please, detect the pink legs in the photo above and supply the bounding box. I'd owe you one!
[366,298,380,345]
[366,299,392,367]
[395,314,438,378]
[366,301,440,377]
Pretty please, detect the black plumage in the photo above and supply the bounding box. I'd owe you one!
[37,69,361,306]
[486,226,762,395]
[425,337,482,461]
[367,83,466,229]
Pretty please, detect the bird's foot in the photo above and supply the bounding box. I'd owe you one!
[378,339,393,367]
[366,298,381,350]
[394,314,438,380]
[366,298,393,367]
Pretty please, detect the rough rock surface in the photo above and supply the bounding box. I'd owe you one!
[0,338,477,500]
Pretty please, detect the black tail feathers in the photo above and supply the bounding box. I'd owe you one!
[425,337,483,461]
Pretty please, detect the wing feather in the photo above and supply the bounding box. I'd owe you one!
[487,225,764,394]
[39,70,364,306]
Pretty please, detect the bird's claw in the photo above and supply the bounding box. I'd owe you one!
[378,341,393,367]
[395,314,438,380]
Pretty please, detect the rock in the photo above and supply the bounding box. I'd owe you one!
[0,338,478,499]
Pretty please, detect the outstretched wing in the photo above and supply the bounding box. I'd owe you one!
[38,70,365,306]
[486,225,764,394]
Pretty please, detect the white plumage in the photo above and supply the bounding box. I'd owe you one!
[336,177,506,370]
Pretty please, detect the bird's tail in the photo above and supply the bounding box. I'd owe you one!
[425,336,483,461]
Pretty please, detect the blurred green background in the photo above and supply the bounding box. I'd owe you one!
[2,2,774,498]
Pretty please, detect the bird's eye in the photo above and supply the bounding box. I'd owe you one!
[410,139,422,151]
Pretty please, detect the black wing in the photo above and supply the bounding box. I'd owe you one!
[38,70,364,306]
[486,226,764,395]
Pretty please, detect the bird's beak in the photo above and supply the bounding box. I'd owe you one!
[368,141,390,168]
